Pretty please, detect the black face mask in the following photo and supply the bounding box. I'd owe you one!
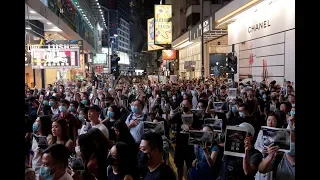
[183,107,190,113]
[138,151,151,165]
[106,154,116,166]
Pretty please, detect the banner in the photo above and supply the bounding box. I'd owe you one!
[147,18,163,51]
[154,5,172,45]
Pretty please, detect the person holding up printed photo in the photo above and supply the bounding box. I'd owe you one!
[189,125,223,180]
[258,130,295,180]
[217,123,263,180]
[254,112,280,180]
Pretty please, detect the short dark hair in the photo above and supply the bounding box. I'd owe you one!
[49,96,58,101]
[141,132,163,153]
[88,105,101,113]
[60,99,70,106]
[198,99,208,107]
[43,144,69,168]
[70,101,79,108]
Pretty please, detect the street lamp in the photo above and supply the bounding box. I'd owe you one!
[201,0,204,82]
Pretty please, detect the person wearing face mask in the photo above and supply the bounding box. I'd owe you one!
[258,93,268,119]
[265,93,280,117]
[49,96,60,116]
[191,90,198,109]
[102,105,120,142]
[69,101,79,118]
[258,130,295,180]
[30,116,53,179]
[138,132,176,180]
[79,108,93,135]
[40,144,73,180]
[226,104,243,126]
[126,99,148,146]
[238,103,255,126]
[58,99,79,145]
[170,99,197,180]
[106,142,140,180]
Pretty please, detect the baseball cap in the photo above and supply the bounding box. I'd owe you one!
[238,122,255,136]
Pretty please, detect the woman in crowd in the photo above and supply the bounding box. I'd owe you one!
[30,115,52,179]
[49,118,74,153]
[78,128,113,180]
[189,125,223,180]
[254,112,279,180]
[258,130,295,179]
[114,120,137,157]
[25,140,36,180]
[102,105,120,142]
[107,142,140,180]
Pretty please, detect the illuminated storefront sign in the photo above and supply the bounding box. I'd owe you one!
[154,5,172,45]
[162,50,177,60]
[93,54,107,65]
[147,18,164,51]
[29,41,82,69]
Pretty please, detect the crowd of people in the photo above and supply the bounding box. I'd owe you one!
[24,75,295,180]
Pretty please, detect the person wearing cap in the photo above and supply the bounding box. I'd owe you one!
[217,122,263,180]
[88,105,109,139]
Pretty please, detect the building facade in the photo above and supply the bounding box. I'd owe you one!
[221,0,295,85]
[25,0,102,87]
[171,0,228,80]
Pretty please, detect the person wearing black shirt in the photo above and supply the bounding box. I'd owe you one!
[217,123,262,180]
[170,99,197,180]
[139,132,176,180]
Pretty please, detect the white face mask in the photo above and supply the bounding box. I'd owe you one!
[75,146,81,156]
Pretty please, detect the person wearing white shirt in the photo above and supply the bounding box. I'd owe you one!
[88,105,109,139]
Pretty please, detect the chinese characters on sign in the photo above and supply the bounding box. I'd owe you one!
[154,5,172,45]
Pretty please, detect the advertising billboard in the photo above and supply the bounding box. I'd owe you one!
[154,5,172,45]
[162,50,177,60]
[93,54,107,65]
[147,18,163,51]
[30,48,80,69]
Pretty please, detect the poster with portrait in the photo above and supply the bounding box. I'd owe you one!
[204,118,222,132]
[228,88,237,99]
[188,130,214,146]
[143,121,165,136]
[213,102,224,112]
[181,114,193,125]
[262,126,291,152]
[191,109,204,117]
[224,126,248,157]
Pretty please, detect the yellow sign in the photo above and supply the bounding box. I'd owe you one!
[154,5,172,45]
[147,18,164,51]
